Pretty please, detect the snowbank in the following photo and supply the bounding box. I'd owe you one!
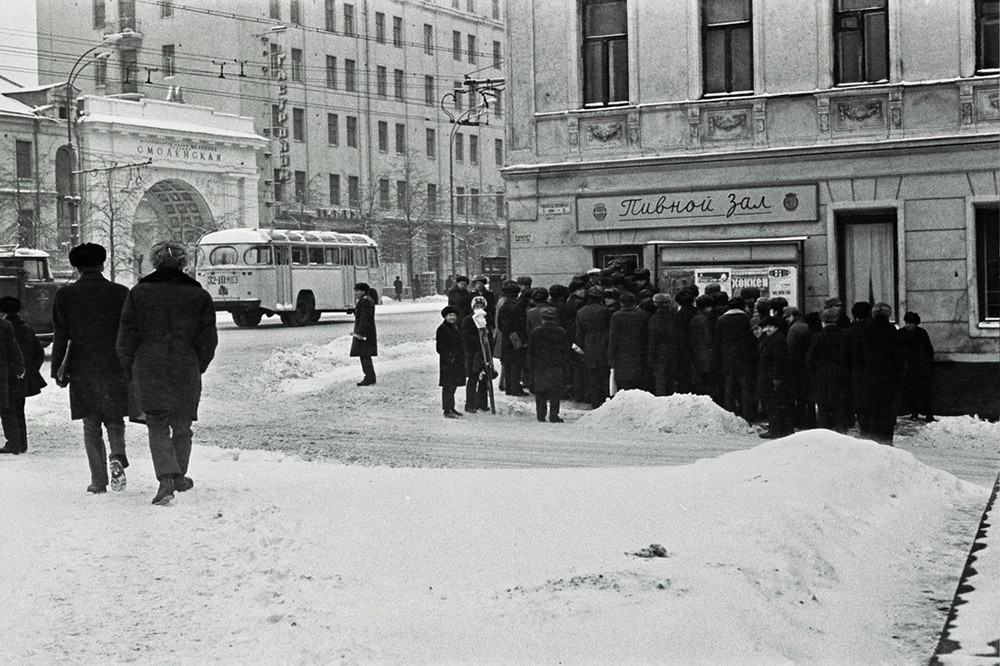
[908,415,1000,452]
[577,389,754,436]
[259,335,435,386]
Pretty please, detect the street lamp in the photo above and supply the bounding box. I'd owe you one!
[64,30,132,247]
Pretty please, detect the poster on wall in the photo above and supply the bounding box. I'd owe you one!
[659,265,799,306]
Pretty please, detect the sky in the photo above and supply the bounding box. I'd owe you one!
[0,0,39,88]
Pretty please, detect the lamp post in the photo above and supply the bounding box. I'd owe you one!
[64,31,130,248]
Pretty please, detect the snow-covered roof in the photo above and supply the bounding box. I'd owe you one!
[199,228,377,246]
[0,93,38,118]
[0,247,50,258]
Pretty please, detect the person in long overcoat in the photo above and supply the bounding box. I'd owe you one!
[117,241,218,505]
[350,282,378,386]
[899,311,935,422]
[805,308,849,433]
[715,296,758,422]
[461,296,492,412]
[496,282,528,396]
[690,295,719,401]
[447,275,473,321]
[393,275,403,301]
[608,291,649,392]
[856,303,905,445]
[436,306,466,418]
[669,289,697,393]
[51,243,130,493]
[647,293,674,396]
[0,313,24,455]
[843,301,873,431]
[562,280,588,401]
[757,316,792,439]
[529,306,571,422]
[0,297,43,454]
[783,306,815,429]
[575,287,612,408]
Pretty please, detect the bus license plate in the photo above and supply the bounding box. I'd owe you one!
[207,274,239,286]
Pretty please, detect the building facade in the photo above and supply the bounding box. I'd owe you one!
[502,0,1000,416]
[37,0,508,291]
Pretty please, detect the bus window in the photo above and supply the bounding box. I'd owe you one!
[20,258,48,280]
[196,247,207,268]
[354,247,367,266]
[325,247,340,265]
[291,246,307,265]
[209,246,239,266]
[244,246,273,265]
[341,247,353,265]
[308,247,324,265]
[368,247,379,268]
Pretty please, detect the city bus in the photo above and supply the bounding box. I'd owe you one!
[195,228,382,327]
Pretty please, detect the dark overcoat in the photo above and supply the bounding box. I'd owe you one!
[714,309,757,375]
[856,318,905,400]
[350,295,378,357]
[473,287,497,330]
[806,325,849,406]
[436,321,466,388]
[116,268,218,420]
[447,286,473,321]
[496,298,527,362]
[608,306,649,386]
[51,271,130,420]
[0,318,24,407]
[690,311,716,373]
[562,293,586,342]
[756,330,789,403]
[528,322,571,393]
[461,314,490,375]
[899,326,934,379]
[7,314,45,398]
[646,308,673,367]
[575,302,611,369]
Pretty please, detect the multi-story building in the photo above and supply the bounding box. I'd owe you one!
[36,0,508,290]
[502,0,1000,416]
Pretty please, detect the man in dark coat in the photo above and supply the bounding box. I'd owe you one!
[0,297,43,454]
[844,301,873,432]
[436,306,466,418]
[783,305,815,429]
[757,316,792,439]
[52,243,130,493]
[669,289,697,393]
[529,307,571,422]
[647,292,674,396]
[412,274,421,300]
[497,282,528,396]
[393,275,403,301]
[461,296,493,413]
[856,303,905,445]
[562,280,589,401]
[0,314,24,455]
[690,295,719,402]
[447,275,473,321]
[900,311,936,422]
[575,287,612,408]
[608,291,648,392]
[806,308,849,433]
[715,296,757,422]
[117,241,218,505]
[350,282,378,386]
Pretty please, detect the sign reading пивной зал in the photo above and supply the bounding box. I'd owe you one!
[577,185,817,231]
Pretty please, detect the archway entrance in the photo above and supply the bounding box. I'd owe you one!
[133,179,215,276]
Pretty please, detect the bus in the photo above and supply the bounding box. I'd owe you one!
[0,246,61,344]
[195,228,382,327]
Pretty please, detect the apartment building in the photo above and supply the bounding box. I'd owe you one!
[502,0,999,416]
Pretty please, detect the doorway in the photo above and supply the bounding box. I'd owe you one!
[593,245,643,275]
[837,210,898,312]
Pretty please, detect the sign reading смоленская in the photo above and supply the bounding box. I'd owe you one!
[576,184,817,231]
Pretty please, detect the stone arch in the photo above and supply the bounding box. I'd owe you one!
[133,178,216,275]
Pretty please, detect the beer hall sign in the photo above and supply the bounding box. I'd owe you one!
[577,184,817,231]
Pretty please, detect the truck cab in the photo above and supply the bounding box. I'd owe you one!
[0,246,61,345]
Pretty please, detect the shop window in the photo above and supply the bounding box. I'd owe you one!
[976,206,1000,321]
[837,211,897,313]
[594,246,641,275]
[309,247,324,265]
[703,0,753,94]
[977,0,999,73]
[210,246,238,265]
[582,0,629,106]
[834,0,888,84]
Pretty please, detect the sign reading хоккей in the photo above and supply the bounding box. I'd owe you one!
[576,184,817,231]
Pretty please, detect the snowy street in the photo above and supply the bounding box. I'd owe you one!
[1,303,998,663]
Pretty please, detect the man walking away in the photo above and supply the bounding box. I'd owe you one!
[857,303,905,445]
[575,286,612,408]
[529,306,571,422]
[757,316,793,439]
[690,295,719,401]
[436,306,465,418]
[715,296,757,422]
[783,306,814,429]
[608,291,649,392]
[806,308,850,433]
[51,243,130,493]
[844,301,873,433]
[0,297,43,454]
[118,241,218,505]
[351,282,378,386]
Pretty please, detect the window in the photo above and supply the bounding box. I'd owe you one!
[327,113,339,144]
[324,0,335,31]
[377,66,388,97]
[454,133,464,161]
[326,55,337,88]
[309,247,324,265]
[93,0,105,28]
[495,193,505,218]
[120,48,138,94]
[245,246,273,265]
[291,246,307,265]
[494,138,503,164]
[294,170,307,202]
[834,0,888,84]
[467,34,477,63]
[453,31,462,59]
[270,43,281,78]
[424,24,434,54]
[394,69,405,100]
[94,58,107,85]
[396,180,407,209]
[273,169,284,201]
[493,88,503,117]
[379,179,390,208]
[345,59,357,91]
[493,40,502,69]
[467,0,475,11]
[469,135,479,164]
[456,186,466,214]
[347,116,358,147]
[354,248,367,267]
[325,247,341,264]
[424,75,435,105]
[269,0,280,20]
[292,108,305,141]
[375,12,386,42]
[291,48,303,82]
[492,0,500,20]
[426,128,437,157]
[582,0,628,105]
[471,187,480,216]
[209,246,238,265]
[290,0,301,24]
[119,0,136,30]
[15,140,32,179]
[976,206,1000,321]
[160,0,173,17]
[395,123,406,153]
[393,16,404,47]
[454,81,464,109]
[329,174,341,204]
[348,175,360,206]
[452,0,460,7]
[272,104,281,131]
[161,45,176,77]
[976,0,999,73]
[344,3,355,35]
[378,121,389,152]
[427,183,438,216]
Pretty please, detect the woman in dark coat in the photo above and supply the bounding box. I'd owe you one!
[806,308,849,433]
[350,282,378,386]
[0,296,43,454]
[528,307,570,422]
[436,306,466,418]
[899,311,935,422]
[117,241,218,505]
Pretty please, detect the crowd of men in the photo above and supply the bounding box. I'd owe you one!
[443,265,936,446]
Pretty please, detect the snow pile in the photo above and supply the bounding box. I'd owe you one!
[576,389,753,436]
[909,415,1000,452]
[415,294,448,303]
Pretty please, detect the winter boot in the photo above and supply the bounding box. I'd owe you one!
[151,476,175,506]
[109,460,127,492]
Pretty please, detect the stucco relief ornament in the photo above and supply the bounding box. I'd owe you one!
[709,113,747,133]
[988,92,1000,110]
[587,123,622,143]
[837,101,883,122]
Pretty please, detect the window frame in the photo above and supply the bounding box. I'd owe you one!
[395,123,406,154]
[290,0,302,25]
[348,175,360,207]
[832,0,889,86]
[93,0,106,28]
[702,0,754,95]
[467,34,478,64]
[329,173,341,205]
[290,47,303,82]
[424,74,435,105]
[15,140,32,179]
[976,0,1000,74]
[344,3,356,35]
[324,0,336,32]
[394,69,405,100]
[375,12,386,43]
[161,44,176,78]
[426,128,437,158]
[346,116,359,148]
[327,112,339,145]
[453,30,462,60]
[975,204,1000,323]
[292,107,305,141]
[581,0,629,107]
[377,66,388,97]
[161,0,173,18]
[326,55,337,88]
[424,24,435,55]
[393,16,404,48]
[469,134,479,164]
[345,58,357,92]
[377,120,389,152]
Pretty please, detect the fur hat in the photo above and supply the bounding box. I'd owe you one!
[150,241,188,270]
[727,296,746,310]
[539,306,560,323]
[760,315,781,329]
[441,306,458,318]
[820,308,840,324]
[0,296,21,314]
[674,290,694,306]
[903,311,921,324]
[354,282,370,292]
[455,275,470,285]
[530,287,549,302]
[472,274,487,284]
[471,295,487,310]
[68,242,106,268]
[501,281,520,296]
[653,293,672,306]
[695,295,714,309]
[548,284,568,299]
[782,305,801,317]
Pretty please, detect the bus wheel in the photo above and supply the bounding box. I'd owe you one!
[308,310,321,323]
[282,293,315,327]
[232,308,262,328]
